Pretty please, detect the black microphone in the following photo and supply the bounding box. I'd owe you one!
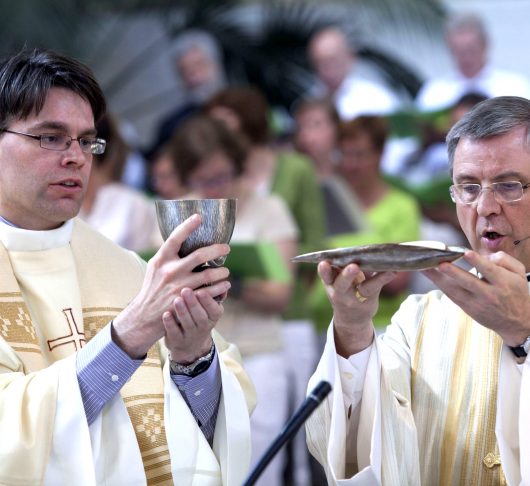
[242,380,332,486]
[514,235,530,245]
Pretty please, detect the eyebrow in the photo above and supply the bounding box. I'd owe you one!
[26,121,98,137]
[455,171,526,183]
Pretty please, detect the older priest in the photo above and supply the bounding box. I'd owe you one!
[306,96,530,485]
[0,48,255,485]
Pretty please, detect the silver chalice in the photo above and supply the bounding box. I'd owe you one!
[155,198,236,268]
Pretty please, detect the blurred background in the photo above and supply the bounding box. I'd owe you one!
[3,0,528,148]
[5,1,529,484]
[8,2,530,485]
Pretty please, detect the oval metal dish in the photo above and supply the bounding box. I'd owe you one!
[291,242,466,272]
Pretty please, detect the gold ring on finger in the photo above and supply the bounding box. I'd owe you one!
[354,286,368,303]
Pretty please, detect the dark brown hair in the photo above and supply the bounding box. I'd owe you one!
[338,115,388,154]
[0,47,105,130]
[204,86,270,144]
[169,115,248,184]
[293,97,340,127]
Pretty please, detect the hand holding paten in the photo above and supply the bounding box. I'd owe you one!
[317,261,397,357]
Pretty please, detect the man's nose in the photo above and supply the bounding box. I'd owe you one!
[61,140,89,166]
[476,187,502,216]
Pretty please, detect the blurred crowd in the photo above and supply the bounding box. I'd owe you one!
[78,11,530,486]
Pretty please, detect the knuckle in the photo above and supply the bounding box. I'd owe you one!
[192,247,211,265]
[158,266,170,278]
[215,267,230,279]
[148,256,163,271]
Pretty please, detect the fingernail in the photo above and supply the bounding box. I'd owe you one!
[180,287,192,296]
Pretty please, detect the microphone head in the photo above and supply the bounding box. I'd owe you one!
[309,381,332,403]
[514,235,530,245]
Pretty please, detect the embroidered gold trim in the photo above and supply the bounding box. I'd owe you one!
[483,452,502,469]
[411,294,430,400]
[82,306,124,313]
[12,345,42,354]
[123,394,165,403]
[149,472,174,484]
[0,226,173,482]
[145,459,171,472]
[462,329,503,484]
[0,292,23,298]
[439,311,472,485]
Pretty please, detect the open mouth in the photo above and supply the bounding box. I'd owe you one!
[55,180,81,189]
[483,231,502,240]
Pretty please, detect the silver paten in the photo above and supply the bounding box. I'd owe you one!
[292,241,467,272]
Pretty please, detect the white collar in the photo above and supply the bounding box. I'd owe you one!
[0,218,74,251]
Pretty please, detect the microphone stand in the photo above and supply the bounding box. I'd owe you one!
[242,380,332,486]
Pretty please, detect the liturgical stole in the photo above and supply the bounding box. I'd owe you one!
[0,219,171,484]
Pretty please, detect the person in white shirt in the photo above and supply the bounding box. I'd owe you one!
[416,12,530,112]
[307,27,401,121]
[306,96,530,485]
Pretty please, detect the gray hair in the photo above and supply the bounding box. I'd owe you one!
[445,12,488,45]
[170,29,223,66]
[446,96,530,174]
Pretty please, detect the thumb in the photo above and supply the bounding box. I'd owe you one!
[157,214,202,260]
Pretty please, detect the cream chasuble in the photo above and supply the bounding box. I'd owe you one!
[307,288,530,485]
[0,218,254,486]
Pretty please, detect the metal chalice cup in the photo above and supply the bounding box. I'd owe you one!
[155,198,236,268]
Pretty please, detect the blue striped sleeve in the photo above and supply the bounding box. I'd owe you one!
[171,352,222,445]
[76,322,143,425]
[76,322,222,441]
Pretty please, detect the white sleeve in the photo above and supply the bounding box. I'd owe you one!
[496,345,530,485]
[44,355,144,486]
[338,347,371,450]
[306,323,382,485]
[520,355,530,483]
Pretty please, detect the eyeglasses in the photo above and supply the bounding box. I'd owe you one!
[2,129,106,155]
[449,181,530,205]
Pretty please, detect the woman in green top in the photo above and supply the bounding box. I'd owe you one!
[310,115,421,330]
[204,86,326,319]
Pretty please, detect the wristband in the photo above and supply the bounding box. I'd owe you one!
[509,335,530,359]
[169,342,215,377]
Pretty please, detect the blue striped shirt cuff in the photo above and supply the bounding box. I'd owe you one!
[76,322,143,425]
[76,322,222,442]
[171,352,222,445]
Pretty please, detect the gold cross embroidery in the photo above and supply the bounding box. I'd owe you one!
[47,308,86,352]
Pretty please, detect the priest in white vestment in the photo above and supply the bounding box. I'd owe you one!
[306,96,530,485]
[0,48,255,486]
